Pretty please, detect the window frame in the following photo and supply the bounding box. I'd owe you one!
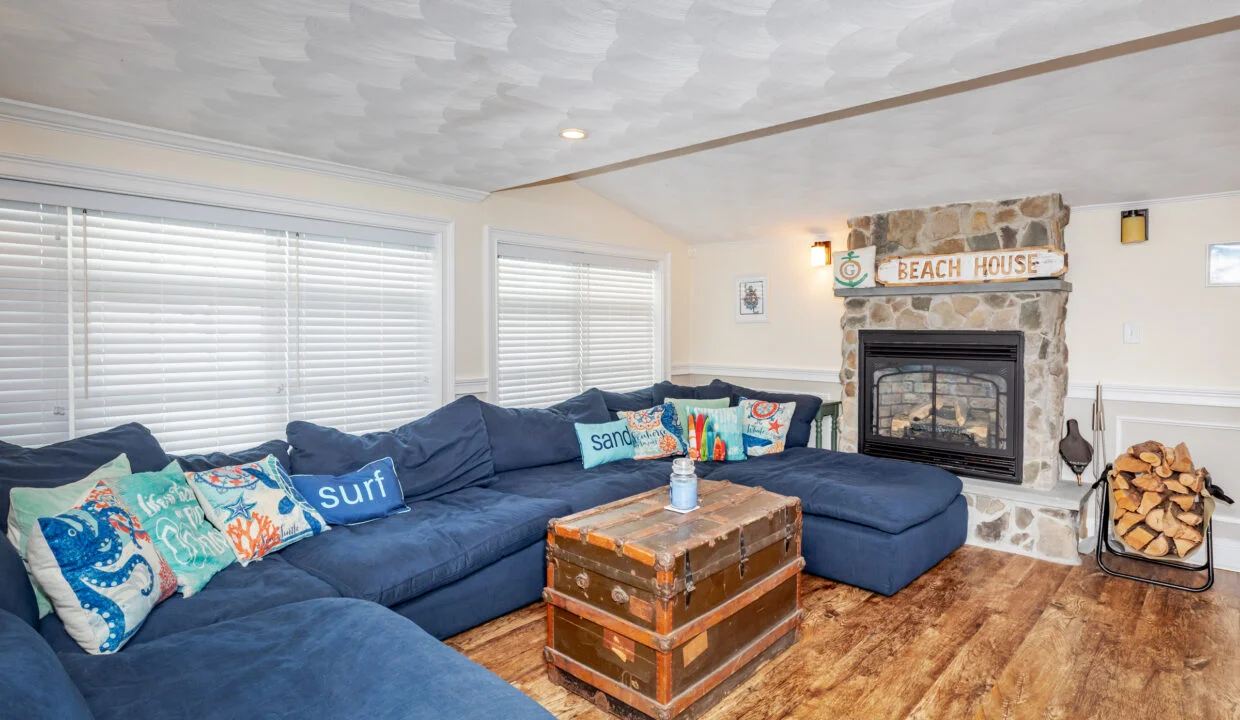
[485,226,671,405]
[0,176,454,445]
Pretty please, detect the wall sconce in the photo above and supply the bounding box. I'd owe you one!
[810,240,832,267]
[1120,209,1148,244]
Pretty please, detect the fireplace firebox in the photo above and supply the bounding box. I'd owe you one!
[859,330,1023,483]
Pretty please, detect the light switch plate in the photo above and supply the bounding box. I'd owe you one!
[1122,322,1142,344]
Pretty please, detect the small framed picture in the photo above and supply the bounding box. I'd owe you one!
[1207,242,1240,286]
[735,275,767,323]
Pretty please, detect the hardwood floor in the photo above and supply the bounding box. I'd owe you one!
[446,546,1240,719]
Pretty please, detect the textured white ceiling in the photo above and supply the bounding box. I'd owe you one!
[0,0,1235,191]
[581,31,1240,244]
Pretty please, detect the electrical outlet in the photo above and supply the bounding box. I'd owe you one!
[1122,322,1142,344]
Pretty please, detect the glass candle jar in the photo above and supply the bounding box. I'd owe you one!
[669,457,698,511]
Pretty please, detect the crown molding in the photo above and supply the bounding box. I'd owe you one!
[0,99,489,204]
[0,151,461,237]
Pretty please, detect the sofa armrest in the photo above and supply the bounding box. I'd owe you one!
[814,401,842,451]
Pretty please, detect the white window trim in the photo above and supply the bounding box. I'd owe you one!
[485,226,671,403]
[0,154,456,411]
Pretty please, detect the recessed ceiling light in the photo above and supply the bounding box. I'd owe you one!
[559,128,588,140]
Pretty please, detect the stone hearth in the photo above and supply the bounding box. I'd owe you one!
[837,194,1081,564]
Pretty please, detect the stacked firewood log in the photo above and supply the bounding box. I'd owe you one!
[1110,441,1207,558]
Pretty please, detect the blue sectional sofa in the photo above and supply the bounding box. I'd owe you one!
[0,379,965,719]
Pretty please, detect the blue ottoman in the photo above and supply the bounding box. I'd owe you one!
[704,447,967,595]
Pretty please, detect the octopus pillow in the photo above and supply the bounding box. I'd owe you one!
[185,455,327,566]
[6,453,133,619]
[107,461,235,597]
[618,404,685,460]
[739,398,797,457]
[26,480,178,654]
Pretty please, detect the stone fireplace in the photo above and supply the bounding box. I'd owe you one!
[837,194,1082,563]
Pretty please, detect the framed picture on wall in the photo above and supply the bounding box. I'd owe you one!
[735,275,767,323]
[1207,241,1240,286]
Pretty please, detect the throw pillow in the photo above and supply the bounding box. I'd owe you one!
[106,461,234,597]
[6,455,133,619]
[290,457,409,526]
[185,455,328,566]
[26,480,178,654]
[685,406,747,462]
[666,397,730,445]
[618,404,685,460]
[574,420,637,469]
[739,398,798,457]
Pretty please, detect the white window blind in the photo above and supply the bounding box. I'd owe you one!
[0,184,441,453]
[0,202,70,446]
[290,232,437,433]
[495,243,660,407]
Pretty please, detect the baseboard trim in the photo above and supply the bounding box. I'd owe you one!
[671,364,839,385]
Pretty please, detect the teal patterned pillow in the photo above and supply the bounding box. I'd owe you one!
[618,404,685,460]
[739,398,797,457]
[666,397,729,445]
[685,406,747,462]
[107,461,234,597]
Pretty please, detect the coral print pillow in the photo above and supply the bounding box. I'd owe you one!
[185,455,327,566]
[26,480,178,654]
[618,404,685,460]
[107,461,235,597]
[686,406,747,463]
[739,398,797,457]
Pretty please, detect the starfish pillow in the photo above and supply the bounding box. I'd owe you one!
[185,455,327,566]
[738,398,798,458]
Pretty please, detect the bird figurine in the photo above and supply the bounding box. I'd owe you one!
[1059,418,1094,486]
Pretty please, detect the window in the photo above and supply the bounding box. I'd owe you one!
[492,231,665,407]
[0,180,444,452]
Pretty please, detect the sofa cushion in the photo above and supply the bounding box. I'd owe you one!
[709,380,823,448]
[41,553,340,654]
[0,610,93,720]
[703,447,962,535]
[651,380,732,404]
[484,459,673,513]
[481,389,611,472]
[278,487,570,607]
[0,538,37,628]
[287,396,494,503]
[173,439,290,473]
[0,423,170,532]
[60,598,555,720]
[600,386,656,416]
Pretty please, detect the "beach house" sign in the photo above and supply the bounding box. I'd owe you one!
[875,246,1067,286]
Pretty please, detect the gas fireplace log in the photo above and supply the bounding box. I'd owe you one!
[1110,440,1210,559]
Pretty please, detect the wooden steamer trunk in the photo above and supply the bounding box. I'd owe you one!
[544,480,804,720]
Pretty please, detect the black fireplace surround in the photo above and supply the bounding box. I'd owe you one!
[859,330,1024,483]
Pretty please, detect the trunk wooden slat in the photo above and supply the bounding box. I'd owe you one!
[544,479,803,720]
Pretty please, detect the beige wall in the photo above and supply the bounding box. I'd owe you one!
[0,120,691,387]
[1065,196,1240,389]
[682,194,1240,395]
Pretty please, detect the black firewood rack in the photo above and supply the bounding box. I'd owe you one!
[1090,463,1214,592]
